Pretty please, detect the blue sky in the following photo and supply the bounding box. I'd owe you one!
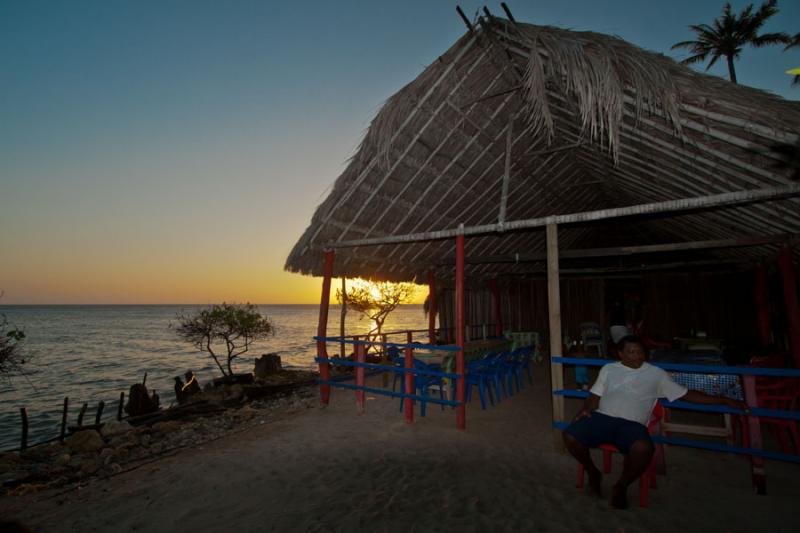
[1,1,798,304]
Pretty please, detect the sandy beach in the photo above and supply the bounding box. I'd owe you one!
[1,373,798,532]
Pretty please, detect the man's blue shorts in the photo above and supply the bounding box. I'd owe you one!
[564,411,651,454]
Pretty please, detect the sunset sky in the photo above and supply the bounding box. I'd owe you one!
[2,0,799,304]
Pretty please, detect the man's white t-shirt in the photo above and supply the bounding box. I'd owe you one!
[590,362,687,426]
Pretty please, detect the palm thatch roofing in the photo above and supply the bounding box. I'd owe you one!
[285,16,800,284]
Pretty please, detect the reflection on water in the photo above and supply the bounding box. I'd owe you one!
[0,304,429,450]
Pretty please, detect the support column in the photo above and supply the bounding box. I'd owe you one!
[404,342,415,424]
[317,250,335,404]
[428,270,437,345]
[778,247,800,367]
[754,263,771,348]
[355,338,365,414]
[455,232,466,430]
[546,224,564,449]
[490,278,503,338]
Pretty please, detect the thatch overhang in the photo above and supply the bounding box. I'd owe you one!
[285,18,800,285]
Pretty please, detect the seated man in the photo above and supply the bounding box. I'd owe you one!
[563,335,749,509]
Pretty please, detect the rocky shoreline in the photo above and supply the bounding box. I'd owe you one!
[0,370,320,497]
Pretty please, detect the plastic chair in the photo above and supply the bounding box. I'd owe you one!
[738,378,800,454]
[580,322,606,357]
[398,359,446,417]
[576,402,666,507]
[464,359,494,410]
[509,346,533,391]
[483,352,514,401]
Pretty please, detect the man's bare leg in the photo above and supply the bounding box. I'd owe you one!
[563,433,602,497]
[611,439,654,509]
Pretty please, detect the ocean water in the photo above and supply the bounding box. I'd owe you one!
[0,304,430,450]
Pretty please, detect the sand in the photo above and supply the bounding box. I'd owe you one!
[1,373,798,532]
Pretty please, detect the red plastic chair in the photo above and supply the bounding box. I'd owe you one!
[576,402,666,507]
[738,378,800,454]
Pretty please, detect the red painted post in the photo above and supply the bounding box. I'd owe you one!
[404,344,414,424]
[355,339,365,414]
[490,278,503,338]
[754,263,771,348]
[428,270,437,345]
[778,247,800,367]
[317,250,335,404]
[742,375,766,494]
[455,233,466,430]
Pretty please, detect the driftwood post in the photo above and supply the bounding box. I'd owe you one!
[547,223,565,450]
[19,407,28,451]
[60,397,69,442]
[117,392,125,421]
[77,402,88,427]
[94,400,105,426]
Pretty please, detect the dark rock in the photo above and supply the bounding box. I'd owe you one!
[65,430,104,454]
[254,353,282,378]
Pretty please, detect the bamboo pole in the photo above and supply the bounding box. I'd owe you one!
[317,250,335,405]
[329,185,800,249]
[498,116,513,225]
[547,223,565,451]
[446,234,793,265]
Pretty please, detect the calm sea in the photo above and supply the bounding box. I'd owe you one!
[0,304,430,450]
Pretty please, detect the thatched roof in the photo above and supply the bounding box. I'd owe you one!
[285,17,800,283]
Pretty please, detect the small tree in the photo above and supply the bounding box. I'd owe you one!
[0,315,25,377]
[174,303,274,378]
[337,281,415,353]
[0,293,25,378]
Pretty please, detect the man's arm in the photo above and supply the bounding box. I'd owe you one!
[573,393,601,422]
[680,390,750,413]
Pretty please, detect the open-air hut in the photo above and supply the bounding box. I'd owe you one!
[285,15,800,458]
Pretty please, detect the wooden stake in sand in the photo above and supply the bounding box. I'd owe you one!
[94,400,105,426]
[60,397,69,441]
[19,407,28,451]
[76,402,88,427]
[117,392,125,421]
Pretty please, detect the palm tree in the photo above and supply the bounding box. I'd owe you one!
[786,33,800,85]
[671,1,790,84]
